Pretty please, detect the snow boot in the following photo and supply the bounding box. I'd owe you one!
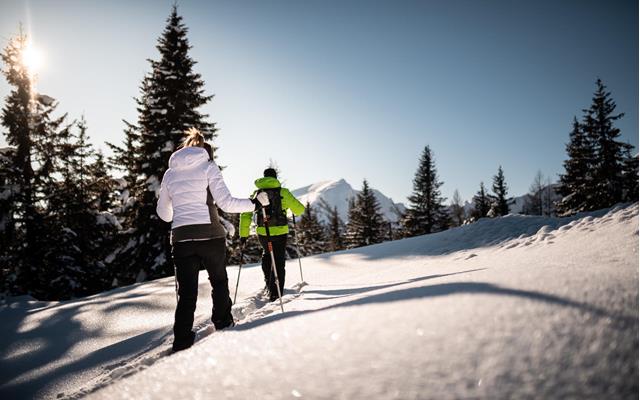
[172,330,195,353]
[213,316,235,331]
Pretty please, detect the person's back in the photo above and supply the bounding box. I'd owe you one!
[159,146,227,242]
[239,168,305,301]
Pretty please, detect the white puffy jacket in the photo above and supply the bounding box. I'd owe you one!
[156,147,254,228]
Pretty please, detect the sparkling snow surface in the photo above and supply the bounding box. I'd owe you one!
[1,204,638,399]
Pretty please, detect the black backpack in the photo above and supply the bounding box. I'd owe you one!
[256,188,288,227]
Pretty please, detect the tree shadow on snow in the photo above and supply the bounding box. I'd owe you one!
[234,276,637,333]
[300,269,487,300]
[0,282,174,399]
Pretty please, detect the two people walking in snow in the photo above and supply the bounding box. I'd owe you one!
[156,128,304,351]
[156,128,269,351]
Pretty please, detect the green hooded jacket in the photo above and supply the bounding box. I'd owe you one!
[239,177,305,238]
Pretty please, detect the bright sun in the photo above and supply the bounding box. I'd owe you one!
[21,42,44,76]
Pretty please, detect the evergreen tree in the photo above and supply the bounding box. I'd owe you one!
[1,32,72,298]
[621,148,638,202]
[0,32,38,294]
[585,79,627,209]
[317,198,345,252]
[450,189,465,227]
[556,117,595,215]
[296,202,327,256]
[472,182,490,219]
[345,180,385,248]
[0,146,15,293]
[109,6,217,284]
[490,166,509,216]
[401,146,449,236]
[557,80,630,215]
[47,117,120,297]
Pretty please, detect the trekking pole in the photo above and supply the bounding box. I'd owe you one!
[233,244,244,305]
[173,265,179,304]
[262,208,285,313]
[292,215,304,283]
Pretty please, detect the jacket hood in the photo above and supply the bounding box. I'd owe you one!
[255,176,281,189]
[169,147,209,170]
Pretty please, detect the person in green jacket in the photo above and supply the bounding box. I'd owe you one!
[239,168,305,301]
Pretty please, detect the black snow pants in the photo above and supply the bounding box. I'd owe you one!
[258,234,287,299]
[172,238,233,344]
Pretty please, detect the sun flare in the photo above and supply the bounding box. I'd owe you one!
[21,41,44,76]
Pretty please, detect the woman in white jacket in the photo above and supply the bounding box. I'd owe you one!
[156,128,267,352]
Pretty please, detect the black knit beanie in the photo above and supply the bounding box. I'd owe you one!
[263,168,277,178]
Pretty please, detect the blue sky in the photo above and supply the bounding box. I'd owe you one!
[0,0,637,204]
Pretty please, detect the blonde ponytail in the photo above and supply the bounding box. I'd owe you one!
[179,127,205,149]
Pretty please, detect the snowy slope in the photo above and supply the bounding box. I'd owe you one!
[1,204,637,399]
[290,179,405,223]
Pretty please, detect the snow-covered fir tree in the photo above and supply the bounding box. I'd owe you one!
[316,198,345,252]
[472,182,491,219]
[556,117,594,215]
[489,166,509,216]
[0,146,15,293]
[557,80,632,215]
[46,117,120,298]
[0,32,77,298]
[621,149,638,202]
[345,180,386,248]
[584,79,630,209]
[295,202,326,256]
[401,145,449,236]
[108,6,217,284]
[327,205,345,251]
[1,32,37,294]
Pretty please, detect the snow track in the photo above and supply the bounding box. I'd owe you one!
[63,283,309,399]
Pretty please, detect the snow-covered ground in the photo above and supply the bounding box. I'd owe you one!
[1,204,637,399]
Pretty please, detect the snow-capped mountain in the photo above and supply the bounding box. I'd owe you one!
[290,179,405,223]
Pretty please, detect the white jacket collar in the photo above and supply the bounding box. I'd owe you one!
[169,147,209,170]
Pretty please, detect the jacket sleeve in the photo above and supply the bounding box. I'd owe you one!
[238,190,257,238]
[156,171,174,222]
[239,211,252,238]
[282,188,306,217]
[207,162,255,213]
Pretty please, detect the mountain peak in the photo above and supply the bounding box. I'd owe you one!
[291,178,405,223]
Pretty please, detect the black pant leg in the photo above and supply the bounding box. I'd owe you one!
[199,238,233,328]
[273,235,287,294]
[172,242,201,340]
[259,234,287,297]
[259,236,271,286]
